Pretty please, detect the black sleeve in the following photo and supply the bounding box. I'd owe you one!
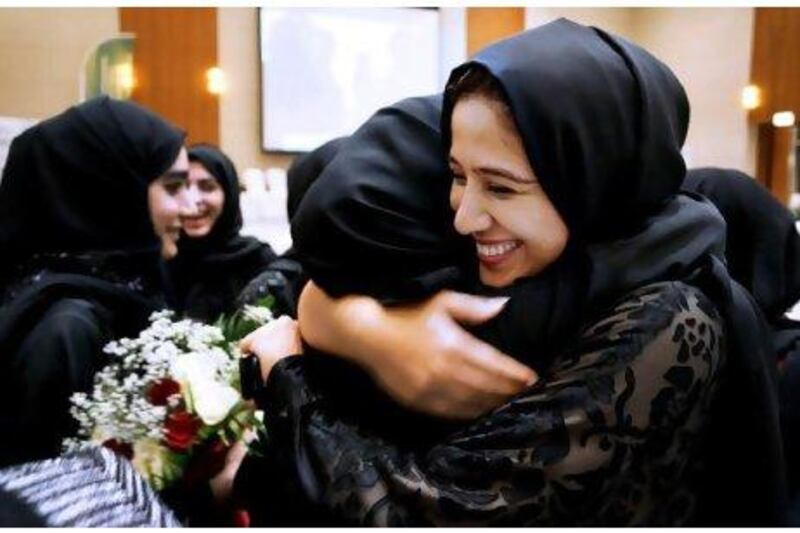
[237,282,724,526]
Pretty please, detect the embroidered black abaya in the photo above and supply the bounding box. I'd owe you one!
[240,20,786,525]
[167,144,277,322]
[0,96,185,467]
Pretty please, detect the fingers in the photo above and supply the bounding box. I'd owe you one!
[437,290,510,326]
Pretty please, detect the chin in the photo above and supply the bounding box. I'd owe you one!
[479,268,516,288]
[184,226,211,238]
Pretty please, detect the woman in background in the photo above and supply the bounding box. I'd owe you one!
[0,96,189,467]
[167,143,278,322]
[230,20,785,525]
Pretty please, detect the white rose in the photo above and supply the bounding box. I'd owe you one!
[190,377,241,426]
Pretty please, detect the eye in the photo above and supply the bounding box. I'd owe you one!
[162,179,185,195]
[198,179,220,193]
[487,183,516,196]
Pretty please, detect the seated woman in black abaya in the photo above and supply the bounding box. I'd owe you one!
[223,20,786,526]
[167,144,281,322]
[0,96,189,467]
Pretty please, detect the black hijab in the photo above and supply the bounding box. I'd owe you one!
[287,136,350,223]
[0,96,185,349]
[167,144,277,321]
[683,167,800,322]
[292,19,786,524]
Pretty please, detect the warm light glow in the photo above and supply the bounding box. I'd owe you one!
[741,85,761,110]
[206,67,226,95]
[772,111,796,128]
[114,63,135,92]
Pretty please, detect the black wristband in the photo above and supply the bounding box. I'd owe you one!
[239,353,263,400]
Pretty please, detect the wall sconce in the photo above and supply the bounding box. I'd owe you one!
[206,67,227,95]
[772,111,796,128]
[741,85,761,110]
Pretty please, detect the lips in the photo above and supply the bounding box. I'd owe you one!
[183,217,209,231]
[475,240,522,267]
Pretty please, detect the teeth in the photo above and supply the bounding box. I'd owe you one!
[476,241,520,257]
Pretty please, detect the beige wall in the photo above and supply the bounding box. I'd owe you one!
[217,8,293,173]
[0,8,119,119]
[525,8,755,175]
[526,7,636,40]
[632,8,755,175]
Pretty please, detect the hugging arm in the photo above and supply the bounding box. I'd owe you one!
[297,281,537,419]
[238,282,723,526]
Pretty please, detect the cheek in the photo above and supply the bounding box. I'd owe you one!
[207,191,225,217]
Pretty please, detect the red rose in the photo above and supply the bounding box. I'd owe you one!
[102,438,134,460]
[164,410,202,452]
[146,378,181,406]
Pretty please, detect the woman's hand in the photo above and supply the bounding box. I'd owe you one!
[239,316,303,384]
[298,282,537,420]
[208,440,248,505]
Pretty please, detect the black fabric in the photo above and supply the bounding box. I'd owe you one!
[683,167,800,321]
[683,168,800,512]
[0,96,185,467]
[167,144,277,322]
[287,136,350,223]
[239,282,724,526]
[289,19,787,524]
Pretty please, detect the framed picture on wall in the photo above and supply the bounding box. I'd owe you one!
[258,8,441,154]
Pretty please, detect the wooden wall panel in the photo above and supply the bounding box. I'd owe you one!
[120,8,218,145]
[749,8,800,124]
[467,8,525,57]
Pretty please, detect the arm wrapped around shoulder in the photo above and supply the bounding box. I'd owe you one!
[241,281,724,526]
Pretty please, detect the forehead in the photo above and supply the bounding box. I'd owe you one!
[450,97,526,159]
[188,160,216,180]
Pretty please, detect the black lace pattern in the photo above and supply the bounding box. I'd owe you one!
[250,281,724,526]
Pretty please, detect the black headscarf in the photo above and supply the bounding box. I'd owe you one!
[287,137,350,223]
[167,144,277,321]
[0,96,185,347]
[683,167,800,322]
[292,19,786,524]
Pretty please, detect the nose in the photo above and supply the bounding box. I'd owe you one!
[177,185,200,216]
[453,182,491,235]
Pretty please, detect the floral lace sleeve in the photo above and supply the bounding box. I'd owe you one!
[240,281,724,526]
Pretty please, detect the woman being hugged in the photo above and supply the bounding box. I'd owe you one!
[236,20,786,526]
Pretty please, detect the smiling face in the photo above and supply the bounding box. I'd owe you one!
[147,147,191,259]
[449,96,569,288]
[181,161,225,238]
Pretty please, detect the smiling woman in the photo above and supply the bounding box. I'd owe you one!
[447,72,568,287]
[167,144,278,322]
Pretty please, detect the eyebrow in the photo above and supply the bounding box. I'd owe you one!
[476,166,533,184]
[163,170,189,180]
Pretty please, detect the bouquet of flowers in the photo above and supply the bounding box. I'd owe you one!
[63,301,274,491]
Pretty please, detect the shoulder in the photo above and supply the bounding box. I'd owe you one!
[553,281,724,397]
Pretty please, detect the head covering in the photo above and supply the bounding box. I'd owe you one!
[287,137,349,222]
[167,144,277,321]
[292,19,787,524]
[683,167,800,321]
[292,95,473,303]
[0,96,185,277]
[0,95,185,372]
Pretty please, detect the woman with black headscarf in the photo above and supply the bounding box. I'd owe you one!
[0,96,188,467]
[166,143,278,322]
[230,20,786,525]
[683,167,800,518]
